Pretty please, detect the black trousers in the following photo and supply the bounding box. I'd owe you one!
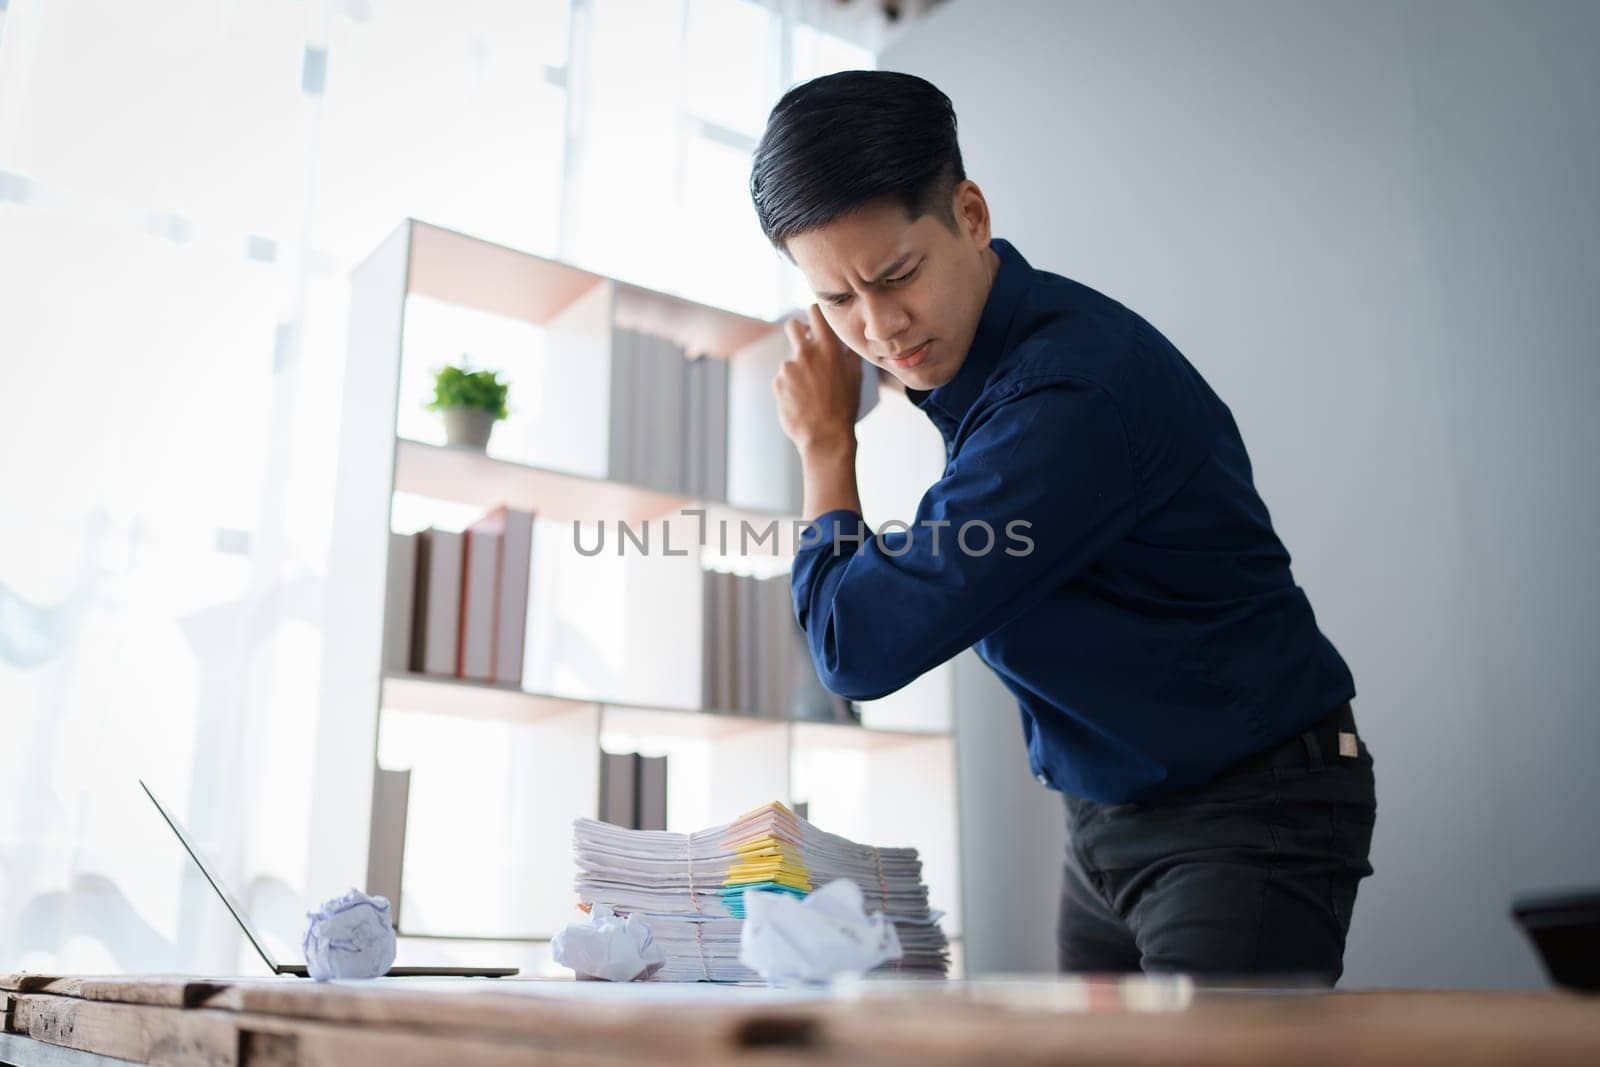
[1058,703,1376,985]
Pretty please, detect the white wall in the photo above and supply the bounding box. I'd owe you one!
[886,0,1600,987]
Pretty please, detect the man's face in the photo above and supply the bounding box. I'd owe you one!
[785,183,997,392]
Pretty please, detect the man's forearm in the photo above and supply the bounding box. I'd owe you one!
[800,436,863,522]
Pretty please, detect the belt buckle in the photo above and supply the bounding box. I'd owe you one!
[1338,731,1359,758]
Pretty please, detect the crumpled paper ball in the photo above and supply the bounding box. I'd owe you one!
[738,878,903,986]
[302,889,398,981]
[552,904,665,982]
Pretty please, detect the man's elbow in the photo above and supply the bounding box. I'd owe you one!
[812,642,915,704]
[798,597,923,702]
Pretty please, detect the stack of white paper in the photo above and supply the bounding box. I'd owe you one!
[572,802,949,982]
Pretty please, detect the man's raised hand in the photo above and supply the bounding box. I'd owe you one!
[773,303,862,454]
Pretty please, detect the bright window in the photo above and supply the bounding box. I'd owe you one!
[0,0,875,972]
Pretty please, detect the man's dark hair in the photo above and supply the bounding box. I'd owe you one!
[749,70,966,251]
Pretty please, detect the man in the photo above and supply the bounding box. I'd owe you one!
[750,70,1376,983]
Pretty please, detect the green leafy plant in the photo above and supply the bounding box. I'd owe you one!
[426,363,509,420]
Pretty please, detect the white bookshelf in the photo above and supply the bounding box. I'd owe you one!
[313,219,963,968]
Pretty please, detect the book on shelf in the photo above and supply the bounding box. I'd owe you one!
[682,354,704,499]
[607,324,637,485]
[383,532,420,674]
[657,335,685,494]
[459,518,501,682]
[390,507,536,686]
[699,566,719,713]
[735,571,759,715]
[770,570,858,723]
[698,569,857,723]
[624,331,649,489]
[605,325,731,501]
[643,334,668,492]
[599,750,637,830]
[414,528,464,676]
[637,755,668,832]
[700,566,742,715]
[461,505,536,686]
[763,574,791,719]
[598,750,669,831]
[706,354,729,502]
[492,508,535,686]
[716,568,738,714]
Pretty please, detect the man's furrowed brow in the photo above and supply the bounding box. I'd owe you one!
[815,253,916,301]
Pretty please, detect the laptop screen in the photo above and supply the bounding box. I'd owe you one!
[139,779,288,974]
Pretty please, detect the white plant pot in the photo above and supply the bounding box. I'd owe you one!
[441,407,496,450]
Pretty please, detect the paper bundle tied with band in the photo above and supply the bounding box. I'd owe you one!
[738,879,903,986]
[552,904,667,982]
[571,802,948,982]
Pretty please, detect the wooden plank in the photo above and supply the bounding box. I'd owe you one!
[11,991,824,1067]
[201,981,825,1061]
[12,978,1600,1067]
[0,1033,146,1067]
[12,995,239,1066]
[24,977,232,1009]
[817,989,1600,1066]
[227,1010,818,1067]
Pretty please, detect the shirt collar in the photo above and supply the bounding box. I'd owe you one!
[905,237,1032,438]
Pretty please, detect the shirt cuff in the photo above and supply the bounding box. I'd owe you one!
[790,508,870,629]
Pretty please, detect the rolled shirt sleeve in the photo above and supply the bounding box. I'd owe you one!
[791,376,1141,701]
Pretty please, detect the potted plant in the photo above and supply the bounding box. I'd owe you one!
[426,362,509,451]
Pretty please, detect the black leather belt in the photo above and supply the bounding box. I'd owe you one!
[1228,701,1359,775]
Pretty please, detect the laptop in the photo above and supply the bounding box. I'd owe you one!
[140,779,518,978]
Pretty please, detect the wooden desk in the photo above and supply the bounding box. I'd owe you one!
[3,973,1597,1066]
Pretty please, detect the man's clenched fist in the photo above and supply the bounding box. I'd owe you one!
[773,303,862,454]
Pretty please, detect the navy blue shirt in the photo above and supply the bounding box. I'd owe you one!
[791,237,1355,804]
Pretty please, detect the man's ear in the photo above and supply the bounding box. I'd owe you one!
[954,180,991,247]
